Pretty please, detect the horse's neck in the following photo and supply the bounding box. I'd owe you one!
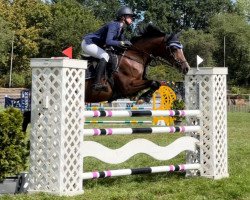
[117,37,164,70]
[120,39,153,65]
[121,50,148,66]
[134,37,163,57]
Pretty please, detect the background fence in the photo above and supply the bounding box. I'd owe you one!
[1,89,249,113]
[227,94,250,112]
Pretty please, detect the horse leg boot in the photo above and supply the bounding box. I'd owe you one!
[93,58,108,92]
[138,81,161,103]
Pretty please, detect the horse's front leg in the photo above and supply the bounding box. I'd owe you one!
[137,80,161,104]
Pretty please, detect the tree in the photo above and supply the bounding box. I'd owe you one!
[79,0,121,22]
[143,0,172,32]
[0,16,12,74]
[0,0,101,79]
[125,0,234,32]
[0,0,52,74]
[209,13,250,85]
[181,29,218,68]
[235,0,250,22]
[45,0,102,58]
[147,64,184,82]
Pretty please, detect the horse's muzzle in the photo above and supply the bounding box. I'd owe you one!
[182,63,190,74]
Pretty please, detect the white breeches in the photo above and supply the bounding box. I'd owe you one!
[81,40,110,62]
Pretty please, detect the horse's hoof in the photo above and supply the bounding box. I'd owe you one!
[144,97,151,103]
[136,99,144,104]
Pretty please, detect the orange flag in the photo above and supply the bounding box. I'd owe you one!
[62,46,73,59]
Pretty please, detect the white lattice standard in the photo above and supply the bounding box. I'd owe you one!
[28,63,228,196]
[185,68,229,179]
[28,58,87,195]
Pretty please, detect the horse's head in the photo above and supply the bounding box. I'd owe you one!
[164,33,190,74]
[130,24,190,74]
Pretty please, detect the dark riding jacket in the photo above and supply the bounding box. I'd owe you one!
[84,21,125,48]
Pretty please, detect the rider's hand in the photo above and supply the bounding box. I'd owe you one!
[120,41,132,48]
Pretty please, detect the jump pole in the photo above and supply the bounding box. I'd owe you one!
[83,126,201,136]
[85,120,152,124]
[85,106,153,110]
[82,163,201,180]
[83,110,200,117]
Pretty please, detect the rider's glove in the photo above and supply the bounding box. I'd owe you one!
[120,41,132,48]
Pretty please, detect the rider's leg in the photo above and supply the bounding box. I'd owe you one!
[81,40,110,91]
[81,40,108,59]
[93,58,108,91]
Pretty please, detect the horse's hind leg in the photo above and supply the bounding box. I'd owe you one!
[137,81,161,103]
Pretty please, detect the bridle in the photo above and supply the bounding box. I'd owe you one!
[160,36,188,68]
[166,44,188,68]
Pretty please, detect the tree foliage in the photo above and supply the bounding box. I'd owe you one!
[147,65,184,82]
[235,0,250,22]
[126,0,234,32]
[181,29,218,68]
[78,0,120,22]
[0,0,52,73]
[209,13,250,85]
[0,0,249,86]
[0,16,12,72]
[44,0,102,58]
[0,0,101,79]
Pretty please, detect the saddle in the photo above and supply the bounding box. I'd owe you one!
[82,48,124,93]
[82,50,120,81]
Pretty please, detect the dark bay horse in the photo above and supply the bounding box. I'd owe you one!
[85,24,190,103]
[22,25,190,132]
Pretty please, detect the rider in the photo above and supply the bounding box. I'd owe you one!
[81,6,135,91]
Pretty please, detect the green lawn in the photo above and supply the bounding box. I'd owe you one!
[1,112,250,200]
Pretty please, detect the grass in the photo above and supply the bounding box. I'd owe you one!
[0,112,250,200]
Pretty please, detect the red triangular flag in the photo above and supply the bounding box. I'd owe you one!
[62,46,73,59]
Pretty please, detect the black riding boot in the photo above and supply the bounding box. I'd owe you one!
[93,58,108,92]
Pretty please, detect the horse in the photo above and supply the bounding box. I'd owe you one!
[21,25,190,132]
[84,24,190,103]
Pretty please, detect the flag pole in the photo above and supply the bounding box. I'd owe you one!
[224,36,226,67]
[9,32,15,88]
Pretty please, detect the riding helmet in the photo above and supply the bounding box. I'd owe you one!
[116,6,135,18]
